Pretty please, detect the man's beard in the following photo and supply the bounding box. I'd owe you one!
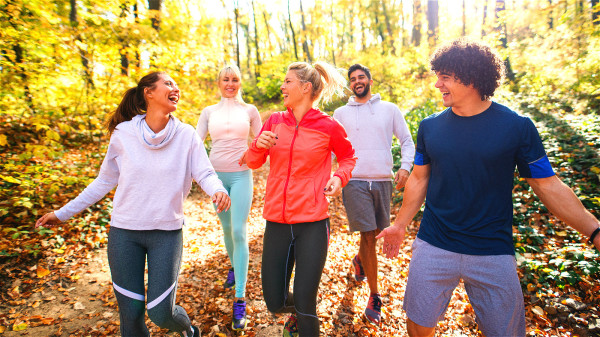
[352,83,371,98]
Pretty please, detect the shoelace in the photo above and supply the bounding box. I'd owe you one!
[369,295,382,312]
[226,269,235,284]
[233,301,246,319]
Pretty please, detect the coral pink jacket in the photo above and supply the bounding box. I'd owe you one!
[247,108,356,224]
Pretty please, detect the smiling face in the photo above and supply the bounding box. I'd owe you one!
[280,70,309,109]
[218,70,241,98]
[434,71,479,109]
[145,74,180,113]
[349,69,372,99]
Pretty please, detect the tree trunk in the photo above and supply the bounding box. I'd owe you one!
[148,0,162,31]
[412,0,422,46]
[592,0,599,25]
[12,44,34,111]
[427,0,438,47]
[242,23,251,76]
[287,0,299,60]
[262,11,274,57]
[400,0,406,47]
[374,11,386,54]
[251,0,261,77]
[299,1,312,63]
[329,3,336,66]
[381,0,396,55]
[462,0,466,36]
[133,2,141,68]
[495,0,514,81]
[482,0,488,37]
[118,2,130,76]
[234,1,240,67]
[70,0,94,86]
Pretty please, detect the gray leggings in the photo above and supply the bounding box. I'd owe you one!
[107,227,191,337]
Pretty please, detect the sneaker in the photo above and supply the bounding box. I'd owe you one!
[224,268,235,289]
[365,293,382,324]
[352,255,366,282]
[282,314,299,337]
[189,325,200,337]
[232,300,247,331]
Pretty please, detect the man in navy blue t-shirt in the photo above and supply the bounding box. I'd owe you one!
[377,39,600,337]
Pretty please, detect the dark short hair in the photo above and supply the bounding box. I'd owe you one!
[347,64,372,80]
[430,38,505,100]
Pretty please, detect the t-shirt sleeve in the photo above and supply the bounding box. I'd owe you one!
[414,122,430,166]
[516,117,555,178]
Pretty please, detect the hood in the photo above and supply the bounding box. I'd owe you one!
[134,114,182,150]
[346,93,381,106]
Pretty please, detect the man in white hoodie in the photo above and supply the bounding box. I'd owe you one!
[333,64,415,324]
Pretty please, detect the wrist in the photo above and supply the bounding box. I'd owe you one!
[589,225,600,246]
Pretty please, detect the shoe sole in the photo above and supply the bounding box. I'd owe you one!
[363,311,382,326]
[231,321,247,331]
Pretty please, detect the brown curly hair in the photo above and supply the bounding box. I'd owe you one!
[430,38,505,101]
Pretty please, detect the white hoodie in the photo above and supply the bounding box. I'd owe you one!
[55,114,226,230]
[333,93,415,180]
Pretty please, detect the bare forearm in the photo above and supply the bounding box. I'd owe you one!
[528,176,600,247]
[394,172,428,228]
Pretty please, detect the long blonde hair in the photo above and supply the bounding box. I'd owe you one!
[287,61,347,106]
[218,64,245,103]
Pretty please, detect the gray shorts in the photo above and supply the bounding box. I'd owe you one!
[403,238,526,337]
[341,180,392,232]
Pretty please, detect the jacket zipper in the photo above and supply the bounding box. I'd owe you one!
[282,119,300,224]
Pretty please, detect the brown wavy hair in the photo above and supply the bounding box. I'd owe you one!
[430,38,505,101]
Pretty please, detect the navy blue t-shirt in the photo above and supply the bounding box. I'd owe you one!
[415,102,554,255]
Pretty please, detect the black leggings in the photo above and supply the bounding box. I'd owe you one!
[107,227,191,337]
[261,219,330,337]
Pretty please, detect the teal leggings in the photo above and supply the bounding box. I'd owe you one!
[216,170,253,298]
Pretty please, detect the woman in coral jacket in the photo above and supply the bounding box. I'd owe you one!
[246,61,356,337]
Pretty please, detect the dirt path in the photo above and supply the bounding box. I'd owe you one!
[1,167,482,336]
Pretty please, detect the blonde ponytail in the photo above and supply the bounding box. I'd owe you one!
[288,61,347,106]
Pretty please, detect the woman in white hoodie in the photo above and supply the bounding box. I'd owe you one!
[36,71,230,337]
[195,65,262,331]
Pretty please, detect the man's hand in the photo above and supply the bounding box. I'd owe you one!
[394,169,410,190]
[323,176,342,196]
[376,224,406,259]
[35,212,62,228]
[255,131,277,150]
[213,192,231,213]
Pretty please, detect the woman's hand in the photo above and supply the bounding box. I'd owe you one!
[238,150,248,166]
[323,176,342,197]
[255,131,277,150]
[35,212,62,228]
[213,192,231,213]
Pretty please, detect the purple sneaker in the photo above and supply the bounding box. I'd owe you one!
[352,255,366,282]
[224,268,235,289]
[232,300,247,331]
[365,293,382,324]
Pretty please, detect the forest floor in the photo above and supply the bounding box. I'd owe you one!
[0,165,484,337]
[0,162,596,336]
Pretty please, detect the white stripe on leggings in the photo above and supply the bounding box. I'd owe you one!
[113,282,145,301]
[147,281,177,309]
